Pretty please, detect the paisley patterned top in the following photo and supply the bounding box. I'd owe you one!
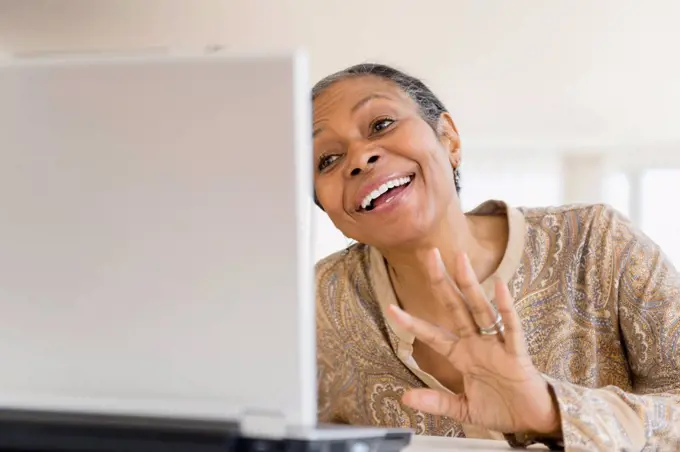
[315,201,680,451]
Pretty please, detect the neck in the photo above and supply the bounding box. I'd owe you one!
[381,205,508,318]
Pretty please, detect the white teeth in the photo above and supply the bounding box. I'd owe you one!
[361,175,412,209]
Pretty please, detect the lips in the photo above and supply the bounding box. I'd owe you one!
[355,173,415,212]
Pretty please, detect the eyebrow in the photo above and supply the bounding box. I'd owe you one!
[313,93,392,138]
[350,93,391,114]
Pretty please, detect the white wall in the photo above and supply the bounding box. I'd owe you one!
[0,0,299,54]
[3,0,680,153]
[2,1,679,262]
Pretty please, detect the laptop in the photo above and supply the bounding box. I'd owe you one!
[0,52,412,451]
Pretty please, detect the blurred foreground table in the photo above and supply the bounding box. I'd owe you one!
[406,436,549,451]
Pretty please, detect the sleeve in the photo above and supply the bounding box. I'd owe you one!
[316,335,347,424]
[315,255,349,424]
[542,206,680,451]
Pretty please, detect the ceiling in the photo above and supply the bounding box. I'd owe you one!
[1,0,679,152]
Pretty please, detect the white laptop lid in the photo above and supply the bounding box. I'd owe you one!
[0,53,316,428]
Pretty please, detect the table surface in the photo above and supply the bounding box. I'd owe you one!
[405,436,548,451]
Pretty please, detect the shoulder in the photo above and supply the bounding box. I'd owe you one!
[519,202,624,224]
[519,203,669,274]
[315,243,380,327]
[516,203,641,274]
[315,242,394,342]
[315,243,371,291]
[518,203,634,240]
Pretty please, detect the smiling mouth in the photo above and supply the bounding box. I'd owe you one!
[359,174,415,212]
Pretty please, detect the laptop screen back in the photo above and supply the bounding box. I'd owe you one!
[0,53,316,428]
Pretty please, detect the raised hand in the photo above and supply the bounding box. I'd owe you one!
[385,249,561,436]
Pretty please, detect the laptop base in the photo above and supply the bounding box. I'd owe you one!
[0,409,413,452]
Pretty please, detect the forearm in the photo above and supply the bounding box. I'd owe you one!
[546,376,680,451]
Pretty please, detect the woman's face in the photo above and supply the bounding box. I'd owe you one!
[313,76,462,249]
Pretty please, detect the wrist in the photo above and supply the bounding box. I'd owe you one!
[503,379,564,449]
[531,380,562,437]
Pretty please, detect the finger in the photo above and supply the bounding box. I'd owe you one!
[452,252,499,333]
[494,278,526,355]
[424,248,477,337]
[402,388,469,422]
[386,305,460,360]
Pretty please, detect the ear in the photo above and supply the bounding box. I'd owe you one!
[436,112,462,169]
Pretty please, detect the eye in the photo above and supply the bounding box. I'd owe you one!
[371,117,395,134]
[318,153,341,172]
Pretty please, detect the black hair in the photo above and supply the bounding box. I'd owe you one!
[312,63,461,210]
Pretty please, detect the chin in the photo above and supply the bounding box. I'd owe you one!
[365,220,432,250]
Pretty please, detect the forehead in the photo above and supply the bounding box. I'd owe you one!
[313,75,415,121]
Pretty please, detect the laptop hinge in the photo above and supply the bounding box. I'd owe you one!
[240,410,288,439]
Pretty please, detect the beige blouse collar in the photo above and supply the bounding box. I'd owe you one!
[368,199,527,348]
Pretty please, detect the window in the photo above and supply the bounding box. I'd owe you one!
[641,169,680,266]
[604,172,631,218]
[460,155,562,210]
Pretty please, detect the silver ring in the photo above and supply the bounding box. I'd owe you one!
[479,311,504,336]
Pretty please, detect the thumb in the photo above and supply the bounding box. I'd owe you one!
[402,388,468,420]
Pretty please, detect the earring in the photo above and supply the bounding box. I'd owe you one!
[453,167,460,186]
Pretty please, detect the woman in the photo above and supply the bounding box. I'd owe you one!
[312,63,680,451]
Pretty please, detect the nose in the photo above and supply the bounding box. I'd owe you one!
[345,144,381,178]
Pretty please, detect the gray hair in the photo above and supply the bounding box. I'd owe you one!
[312,63,461,209]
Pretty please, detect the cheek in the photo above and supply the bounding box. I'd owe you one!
[398,124,446,167]
[415,145,457,207]
[425,159,456,199]
[314,179,362,238]
[314,177,343,213]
